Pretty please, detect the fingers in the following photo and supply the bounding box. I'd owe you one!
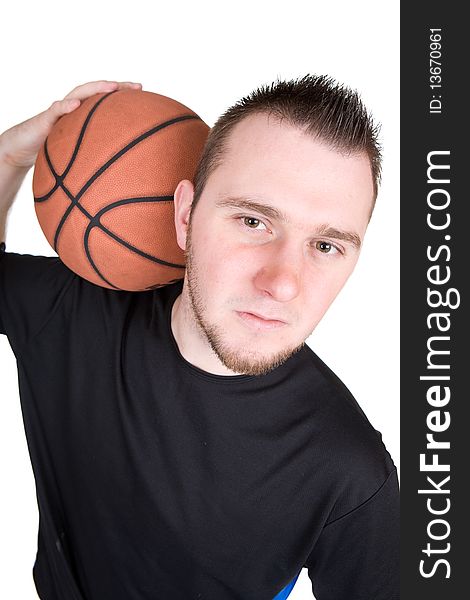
[43,80,143,123]
[114,81,144,89]
[36,80,142,133]
[63,80,142,101]
[45,98,81,121]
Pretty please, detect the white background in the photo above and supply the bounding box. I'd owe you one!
[0,1,399,597]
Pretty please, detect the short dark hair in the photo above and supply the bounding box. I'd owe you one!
[191,74,382,219]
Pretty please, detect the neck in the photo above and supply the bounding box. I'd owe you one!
[170,281,242,376]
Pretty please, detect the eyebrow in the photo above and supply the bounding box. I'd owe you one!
[214,195,362,250]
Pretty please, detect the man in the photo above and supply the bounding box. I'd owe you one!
[0,77,398,599]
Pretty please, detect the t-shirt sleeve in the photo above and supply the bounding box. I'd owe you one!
[0,243,75,355]
[305,467,399,600]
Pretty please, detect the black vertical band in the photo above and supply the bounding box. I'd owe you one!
[401,4,467,597]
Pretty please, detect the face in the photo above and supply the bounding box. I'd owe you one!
[174,113,374,376]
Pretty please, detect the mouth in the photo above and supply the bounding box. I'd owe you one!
[236,311,287,330]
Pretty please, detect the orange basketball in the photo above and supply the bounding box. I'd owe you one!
[32,89,209,291]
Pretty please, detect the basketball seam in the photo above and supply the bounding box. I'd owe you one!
[35,91,116,202]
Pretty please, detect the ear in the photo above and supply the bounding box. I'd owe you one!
[173,179,194,252]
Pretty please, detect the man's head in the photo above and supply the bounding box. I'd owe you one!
[173,74,381,376]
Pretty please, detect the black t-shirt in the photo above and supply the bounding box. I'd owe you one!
[0,247,399,600]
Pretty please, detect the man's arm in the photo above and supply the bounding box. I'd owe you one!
[0,154,29,243]
[0,79,142,244]
[305,468,399,599]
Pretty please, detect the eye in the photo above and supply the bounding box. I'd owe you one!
[240,216,268,231]
[314,240,342,255]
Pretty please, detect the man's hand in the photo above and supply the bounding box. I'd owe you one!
[0,80,143,170]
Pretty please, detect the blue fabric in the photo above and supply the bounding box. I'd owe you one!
[272,571,300,599]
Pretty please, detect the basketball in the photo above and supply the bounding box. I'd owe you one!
[32,89,209,291]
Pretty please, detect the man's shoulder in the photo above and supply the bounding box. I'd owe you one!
[299,345,397,513]
[300,345,384,432]
[0,247,183,348]
[0,249,73,279]
[0,248,183,298]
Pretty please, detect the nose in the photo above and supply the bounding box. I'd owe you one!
[253,241,302,303]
